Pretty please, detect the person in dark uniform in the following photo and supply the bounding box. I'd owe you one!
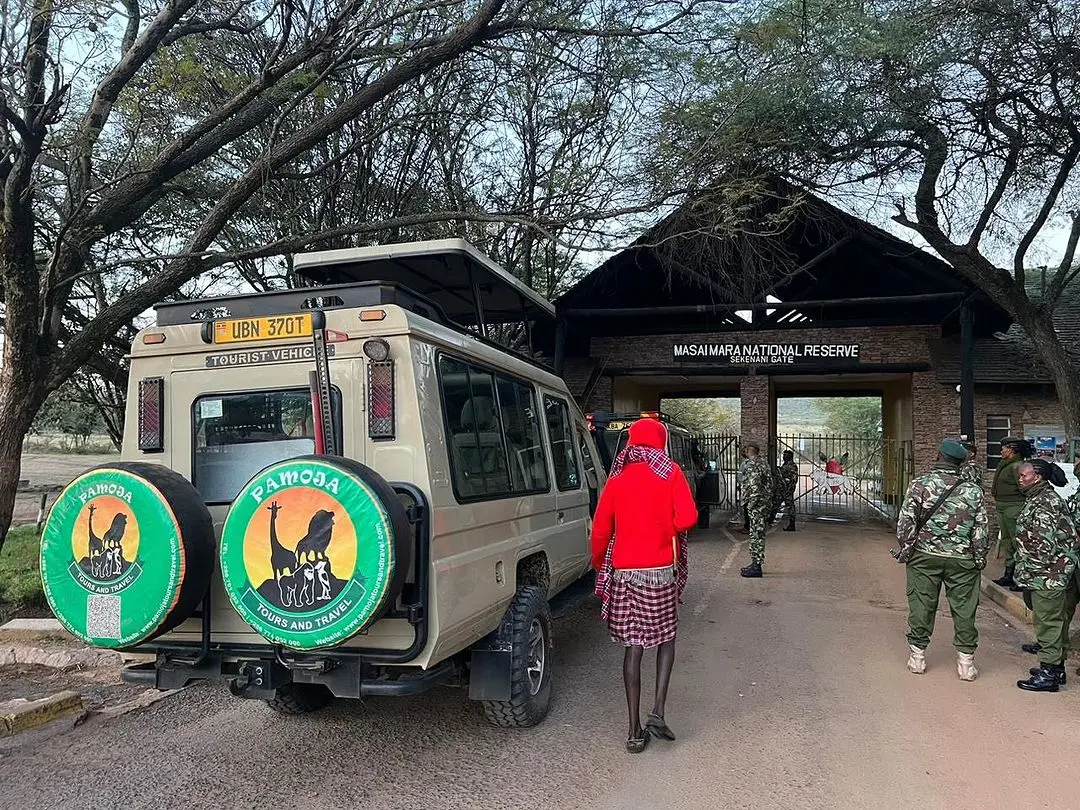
[991,436,1031,591]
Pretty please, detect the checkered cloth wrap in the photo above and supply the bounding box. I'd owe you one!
[594,445,689,648]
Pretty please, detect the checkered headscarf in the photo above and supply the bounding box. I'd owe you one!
[608,444,675,480]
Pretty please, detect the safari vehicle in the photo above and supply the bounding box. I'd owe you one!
[38,239,606,727]
[587,410,714,526]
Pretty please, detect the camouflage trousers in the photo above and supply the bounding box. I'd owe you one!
[1029,573,1080,665]
[906,552,980,654]
[746,498,770,564]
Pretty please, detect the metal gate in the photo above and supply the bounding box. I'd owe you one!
[777,434,913,522]
[694,433,913,523]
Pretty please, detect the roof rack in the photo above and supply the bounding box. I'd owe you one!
[154,281,454,327]
[292,238,555,329]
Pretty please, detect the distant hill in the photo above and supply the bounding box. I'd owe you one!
[778,397,826,427]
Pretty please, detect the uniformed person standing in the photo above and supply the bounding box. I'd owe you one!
[739,438,772,578]
[892,439,988,680]
[779,450,798,532]
[991,436,1031,590]
[958,437,982,488]
[1013,458,1078,692]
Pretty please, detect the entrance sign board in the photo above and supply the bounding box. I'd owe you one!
[672,342,860,365]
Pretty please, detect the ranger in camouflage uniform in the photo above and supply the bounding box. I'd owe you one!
[778,450,798,531]
[893,439,988,681]
[739,438,773,578]
[1014,459,1079,692]
[958,437,983,488]
[991,436,1030,590]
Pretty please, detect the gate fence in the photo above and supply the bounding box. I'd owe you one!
[695,433,914,524]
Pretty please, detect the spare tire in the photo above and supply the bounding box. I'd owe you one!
[39,462,215,649]
[218,455,411,651]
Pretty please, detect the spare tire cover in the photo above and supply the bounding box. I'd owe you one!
[219,455,411,651]
[40,462,215,649]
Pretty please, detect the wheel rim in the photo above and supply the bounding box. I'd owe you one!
[526,618,546,696]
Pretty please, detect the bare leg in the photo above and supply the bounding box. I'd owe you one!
[623,645,644,737]
[652,639,676,719]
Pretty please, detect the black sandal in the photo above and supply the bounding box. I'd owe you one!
[626,728,650,753]
[646,713,676,741]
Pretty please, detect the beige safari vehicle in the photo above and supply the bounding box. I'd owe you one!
[38,240,606,727]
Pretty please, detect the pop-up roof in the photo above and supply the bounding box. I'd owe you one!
[293,239,555,327]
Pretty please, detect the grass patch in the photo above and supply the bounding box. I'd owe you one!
[0,526,45,623]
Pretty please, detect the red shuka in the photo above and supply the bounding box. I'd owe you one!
[590,421,698,571]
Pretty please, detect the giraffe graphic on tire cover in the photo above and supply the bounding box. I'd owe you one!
[261,501,345,611]
[80,503,130,581]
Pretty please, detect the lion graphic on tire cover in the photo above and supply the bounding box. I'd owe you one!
[260,501,346,610]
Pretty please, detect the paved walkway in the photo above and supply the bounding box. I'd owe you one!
[1,522,1077,809]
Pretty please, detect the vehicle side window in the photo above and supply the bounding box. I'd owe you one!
[495,373,549,492]
[544,395,580,491]
[576,426,598,491]
[438,354,549,501]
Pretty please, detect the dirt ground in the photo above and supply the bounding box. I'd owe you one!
[0,664,147,709]
[12,453,118,526]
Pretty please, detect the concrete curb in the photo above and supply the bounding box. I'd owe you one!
[0,644,127,670]
[980,576,1032,625]
[980,575,1080,661]
[0,691,85,739]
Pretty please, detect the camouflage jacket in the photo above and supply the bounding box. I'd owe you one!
[959,460,983,488]
[739,455,772,503]
[779,461,798,495]
[894,465,988,566]
[1013,482,1079,590]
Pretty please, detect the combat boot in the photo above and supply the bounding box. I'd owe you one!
[957,651,978,682]
[740,562,763,578]
[1029,665,1067,685]
[1022,643,1041,655]
[783,515,796,531]
[906,644,926,675]
[992,566,1015,588]
[1017,665,1061,692]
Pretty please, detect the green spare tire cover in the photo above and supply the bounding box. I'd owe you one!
[219,455,411,651]
[39,462,215,649]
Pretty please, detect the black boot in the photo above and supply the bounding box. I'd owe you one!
[1018,665,1062,692]
[1029,665,1067,685]
[783,516,796,532]
[1022,643,1042,655]
[740,562,763,578]
[992,566,1015,587]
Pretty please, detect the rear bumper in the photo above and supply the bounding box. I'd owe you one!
[122,653,456,699]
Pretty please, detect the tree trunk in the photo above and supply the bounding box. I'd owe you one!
[1012,307,1080,436]
[0,378,49,552]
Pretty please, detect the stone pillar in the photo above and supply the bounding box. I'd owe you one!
[911,371,948,473]
[740,373,774,459]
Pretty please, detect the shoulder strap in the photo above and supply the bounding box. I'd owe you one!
[914,478,963,537]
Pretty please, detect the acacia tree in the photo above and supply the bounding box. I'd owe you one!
[0,0,709,548]
[656,0,1080,427]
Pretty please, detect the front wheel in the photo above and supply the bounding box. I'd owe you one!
[479,585,553,728]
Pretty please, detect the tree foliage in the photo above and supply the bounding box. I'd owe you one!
[656,0,1080,428]
[819,397,881,438]
[662,397,739,433]
[0,0,715,547]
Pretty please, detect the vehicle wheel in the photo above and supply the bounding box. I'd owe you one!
[480,585,553,728]
[265,683,334,715]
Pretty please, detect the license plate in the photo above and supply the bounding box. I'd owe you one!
[213,314,314,344]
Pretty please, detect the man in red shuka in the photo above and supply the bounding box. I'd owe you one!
[591,417,698,753]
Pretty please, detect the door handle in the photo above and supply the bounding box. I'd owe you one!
[557,511,565,523]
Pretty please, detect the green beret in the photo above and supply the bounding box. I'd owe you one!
[1000,435,1024,447]
[939,439,967,461]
